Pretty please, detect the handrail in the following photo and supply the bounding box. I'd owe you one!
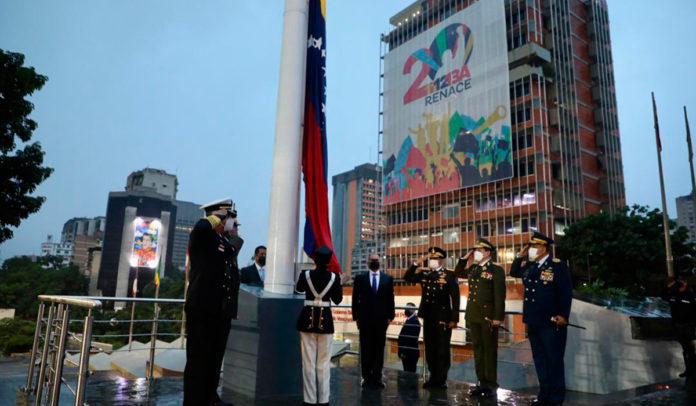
[38,295,102,309]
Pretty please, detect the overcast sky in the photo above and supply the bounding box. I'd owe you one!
[1,0,695,263]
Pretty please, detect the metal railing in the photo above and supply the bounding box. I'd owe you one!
[21,295,185,406]
[21,297,528,404]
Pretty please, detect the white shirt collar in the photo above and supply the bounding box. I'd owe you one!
[537,254,550,265]
[479,258,491,267]
[255,262,265,271]
[369,270,381,276]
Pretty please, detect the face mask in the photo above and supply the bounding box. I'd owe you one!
[257,256,266,266]
[473,251,484,263]
[368,260,380,271]
[528,247,539,261]
[428,259,439,270]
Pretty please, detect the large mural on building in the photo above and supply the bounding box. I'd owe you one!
[383,0,511,204]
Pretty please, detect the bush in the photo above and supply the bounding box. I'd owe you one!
[4,334,34,355]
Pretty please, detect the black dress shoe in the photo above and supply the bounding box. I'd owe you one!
[530,399,546,406]
[361,378,371,388]
[481,388,497,398]
[372,380,386,389]
[468,386,484,396]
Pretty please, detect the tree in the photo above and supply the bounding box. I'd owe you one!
[556,205,696,297]
[0,49,53,244]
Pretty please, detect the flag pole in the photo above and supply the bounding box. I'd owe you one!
[127,267,139,351]
[652,92,674,277]
[685,106,696,232]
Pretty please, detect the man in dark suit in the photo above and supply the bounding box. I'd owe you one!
[240,245,266,287]
[398,302,421,373]
[352,253,395,388]
[184,199,243,406]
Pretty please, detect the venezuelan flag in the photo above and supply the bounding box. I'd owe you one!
[302,0,340,274]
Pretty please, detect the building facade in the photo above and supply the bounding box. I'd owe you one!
[97,190,177,300]
[61,217,105,243]
[382,0,625,276]
[40,235,73,266]
[676,193,696,242]
[172,200,204,271]
[126,168,178,200]
[331,163,385,276]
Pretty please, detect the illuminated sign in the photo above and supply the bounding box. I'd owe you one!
[129,217,161,268]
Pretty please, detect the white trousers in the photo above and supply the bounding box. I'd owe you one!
[300,332,332,404]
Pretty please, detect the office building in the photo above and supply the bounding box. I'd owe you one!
[381,0,625,276]
[331,163,384,276]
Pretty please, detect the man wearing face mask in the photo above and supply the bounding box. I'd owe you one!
[454,238,505,398]
[184,199,243,406]
[240,246,267,287]
[510,232,572,406]
[404,246,460,389]
[352,253,395,388]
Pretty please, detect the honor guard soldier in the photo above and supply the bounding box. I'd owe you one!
[455,238,506,398]
[184,199,243,406]
[404,246,460,389]
[295,246,343,406]
[510,232,572,406]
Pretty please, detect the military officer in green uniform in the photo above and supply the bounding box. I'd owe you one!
[455,238,506,398]
[404,246,460,389]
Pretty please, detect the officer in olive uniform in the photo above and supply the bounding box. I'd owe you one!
[510,232,572,406]
[455,238,505,398]
[404,247,460,389]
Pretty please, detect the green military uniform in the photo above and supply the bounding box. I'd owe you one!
[404,247,460,388]
[454,239,505,395]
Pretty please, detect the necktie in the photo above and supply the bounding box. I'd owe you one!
[372,274,378,293]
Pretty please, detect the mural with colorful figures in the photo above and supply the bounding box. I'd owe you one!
[382,0,511,205]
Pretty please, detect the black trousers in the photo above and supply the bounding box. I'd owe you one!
[469,321,499,390]
[184,312,232,406]
[401,353,419,372]
[528,325,567,404]
[675,322,696,376]
[422,319,452,385]
[359,319,389,382]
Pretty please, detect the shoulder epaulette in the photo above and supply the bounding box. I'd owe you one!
[552,258,561,263]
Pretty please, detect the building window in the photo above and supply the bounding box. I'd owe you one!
[443,228,459,244]
[442,204,459,220]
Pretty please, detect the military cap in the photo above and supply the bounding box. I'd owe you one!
[428,246,447,259]
[472,238,495,251]
[529,231,554,246]
[200,198,237,218]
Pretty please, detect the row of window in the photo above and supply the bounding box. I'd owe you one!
[474,189,536,212]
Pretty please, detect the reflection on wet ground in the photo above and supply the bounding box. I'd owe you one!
[3,357,696,405]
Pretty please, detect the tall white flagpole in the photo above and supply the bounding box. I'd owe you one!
[265,0,309,294]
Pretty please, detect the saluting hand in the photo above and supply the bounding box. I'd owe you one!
[463,250,475,269]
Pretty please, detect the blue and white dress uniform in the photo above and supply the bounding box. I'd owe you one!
[295,247,343,406]
[510,233,572,406]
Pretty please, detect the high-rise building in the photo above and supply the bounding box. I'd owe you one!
[676,193,696,242]
[331,163,385,276]
[381,0,625,276]
[61,217,105,243]
[40,234,73,266]
[172,200,204,270]
[98,189,177,302]
[126,168,178,200]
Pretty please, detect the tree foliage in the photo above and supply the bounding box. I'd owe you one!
[0,256,88,319]
[557,205,696,297]
[0,49,53,243]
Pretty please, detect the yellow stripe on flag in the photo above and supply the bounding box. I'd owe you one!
[321,0,326,19]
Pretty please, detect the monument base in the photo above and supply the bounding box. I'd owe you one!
[222,285,305,402]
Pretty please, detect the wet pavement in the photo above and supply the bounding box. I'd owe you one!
[3,356,696,405]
